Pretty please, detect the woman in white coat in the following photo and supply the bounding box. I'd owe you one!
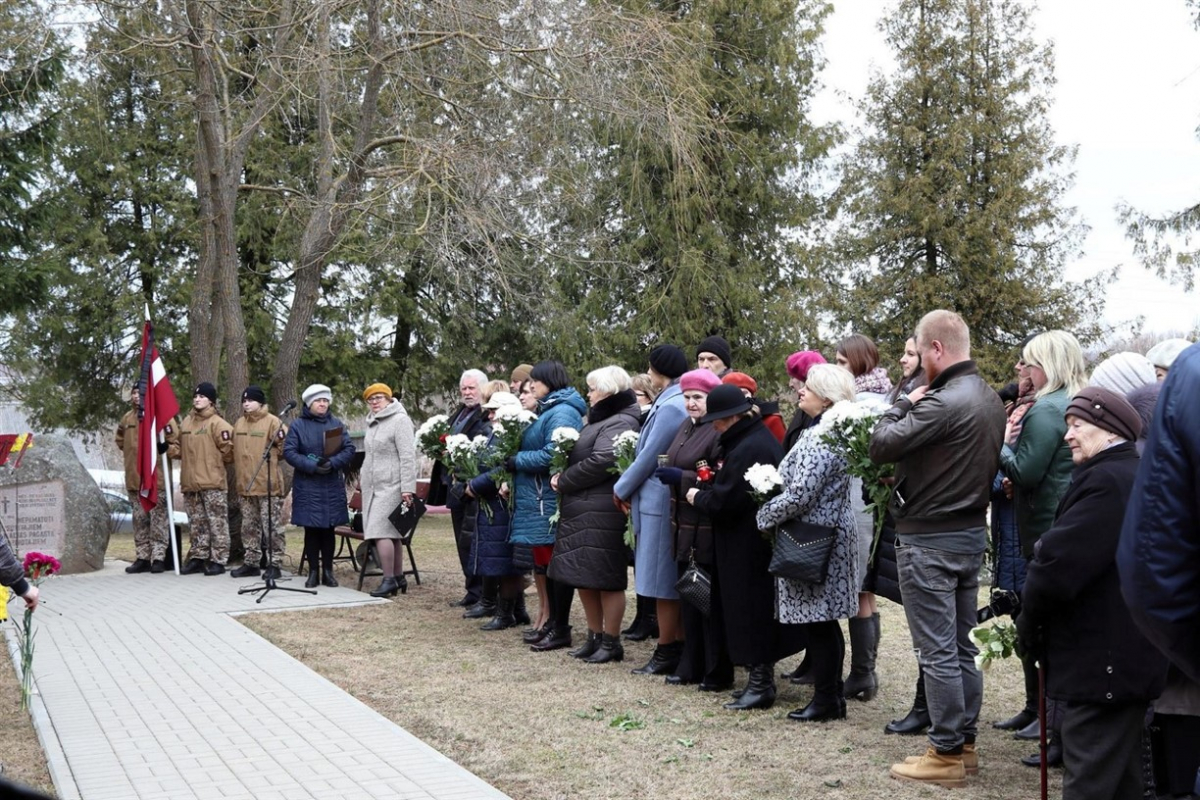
[360,382,417,597]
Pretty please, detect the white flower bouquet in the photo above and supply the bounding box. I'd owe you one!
[415,414,451,462]
[547,426,580,526]
[745,462,783,504]
[816,399,895,556]
[969,621,1018,671]
[608,430,640,546]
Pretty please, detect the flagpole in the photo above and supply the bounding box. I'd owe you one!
[161,443,180,576]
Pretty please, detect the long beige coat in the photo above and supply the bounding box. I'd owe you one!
[361,399,417,540]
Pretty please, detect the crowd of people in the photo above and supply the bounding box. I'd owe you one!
[107,317,1200,798]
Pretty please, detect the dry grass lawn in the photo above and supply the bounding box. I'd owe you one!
[241,516,1064,800]
[0,520,1064,800]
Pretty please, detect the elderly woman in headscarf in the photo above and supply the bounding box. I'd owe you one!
[361,383,417,598]
[1016,387,1167,800]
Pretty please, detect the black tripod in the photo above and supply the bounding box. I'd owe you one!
[238,404,316,603]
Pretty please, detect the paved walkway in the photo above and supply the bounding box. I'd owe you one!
[5,562,510,800]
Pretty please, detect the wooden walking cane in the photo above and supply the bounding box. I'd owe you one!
[1038,658,1048,800]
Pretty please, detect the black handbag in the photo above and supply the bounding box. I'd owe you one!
[387,496,428,543]
[769,518,837,584]
[674,551,712,617]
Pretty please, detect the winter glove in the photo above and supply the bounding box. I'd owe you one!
[157,441,168,455]
[653,466,683,486]
[314,458,333,475]
[505,456,518,472]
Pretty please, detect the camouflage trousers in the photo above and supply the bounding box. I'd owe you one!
[184,489,230,565]
[127,490,171,562]
[239,495,285,568]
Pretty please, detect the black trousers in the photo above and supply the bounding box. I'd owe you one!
[1061,700,1148,800]
[302,527,334,571]
[451,504,483,603]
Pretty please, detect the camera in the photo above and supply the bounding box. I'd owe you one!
[977,588,1021,623]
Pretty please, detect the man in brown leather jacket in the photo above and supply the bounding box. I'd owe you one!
[869,310,1006,788]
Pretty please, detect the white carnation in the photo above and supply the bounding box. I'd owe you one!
[551,427,580,445]
[415,414,449,438]
[744,463,782,495]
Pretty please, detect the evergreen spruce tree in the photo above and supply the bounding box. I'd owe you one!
[831,0,1103,382]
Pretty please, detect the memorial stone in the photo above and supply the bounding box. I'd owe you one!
[0,434,110,573]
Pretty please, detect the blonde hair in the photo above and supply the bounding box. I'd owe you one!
[804,364,856,405]
[480,379,509,404]
[916,310,970,357]
[631,373,658,402]
[585,365,632,396]
[1023,330,1087,399]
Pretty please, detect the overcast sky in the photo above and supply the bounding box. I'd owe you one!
[811,0,1200,338]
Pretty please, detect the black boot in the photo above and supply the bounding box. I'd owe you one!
[322,567,338,587]
[513,593,531,625]
[569,630,601,659]
[530,625,572,652]
[724,663,776,711]
[1021,731,1063,768]
[885,667,931,735]
[370,576,401,598]
[480,598,518,631]
[789,653,814,685]
[630,641,682,675]
[305,569,320,588]
[787,692,847,722]
[204,561,226,576]
[625,611,659,642]
[622,594,650,635]
[463,597,498,619]
[125,559,151,574]
[522,622,551,644]
[844,614,879,701]
[585,633,625,664]
[180,558,206,575]
[150,560,166,574]
[230,564,260,578]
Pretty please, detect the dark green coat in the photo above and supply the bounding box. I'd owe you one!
[999,388,1074,558]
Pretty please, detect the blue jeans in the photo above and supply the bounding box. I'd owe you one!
[896,541,984,752]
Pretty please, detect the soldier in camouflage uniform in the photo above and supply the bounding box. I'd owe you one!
[116,387,182,574]
[231,385,288,579]
[176,382,235,575]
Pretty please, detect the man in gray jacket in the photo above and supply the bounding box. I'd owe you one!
[869,310,1005,787]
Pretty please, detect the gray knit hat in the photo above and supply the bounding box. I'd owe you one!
[1145,338,1193,370]
[1089,352,1155,395]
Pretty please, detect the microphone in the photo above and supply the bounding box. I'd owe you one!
[279,400,297,415]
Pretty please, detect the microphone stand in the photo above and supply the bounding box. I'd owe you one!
[239,404,315,602]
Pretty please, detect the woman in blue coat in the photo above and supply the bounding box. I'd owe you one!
[613,344,689,675]
[508,361,586,651]
[283,384,355,588]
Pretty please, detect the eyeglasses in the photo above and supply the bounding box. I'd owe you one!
[634,391,649,398]
[366,394,389,403]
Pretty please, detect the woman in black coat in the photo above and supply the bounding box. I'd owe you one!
[548,366,642,663]
[651,369,730,690]
[687,385,785,711]
[1016,387,1168,800]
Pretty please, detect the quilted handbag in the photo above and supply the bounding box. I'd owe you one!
[674,551,712,617]
[769,518,837,584]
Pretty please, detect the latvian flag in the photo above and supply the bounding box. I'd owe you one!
[137,317,180,511]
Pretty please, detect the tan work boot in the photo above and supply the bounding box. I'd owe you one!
[891,746,968,788]
[905,742,977,775]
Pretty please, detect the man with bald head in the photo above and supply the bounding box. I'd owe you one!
[869,310,1006,787]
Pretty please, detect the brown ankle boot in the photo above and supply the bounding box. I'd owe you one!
[891,747,968,788]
